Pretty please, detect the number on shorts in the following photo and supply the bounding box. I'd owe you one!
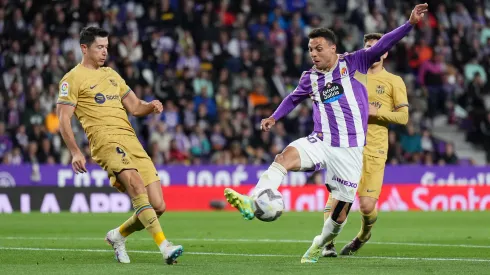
[307,136,317,143]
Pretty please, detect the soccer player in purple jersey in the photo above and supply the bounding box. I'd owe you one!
[223,3,428,262]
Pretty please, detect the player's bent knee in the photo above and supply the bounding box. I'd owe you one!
[359,203,375,216]
[273,147,301,171]
[274,153,285,164]
[359,197,377,215]
[153,200,166,216]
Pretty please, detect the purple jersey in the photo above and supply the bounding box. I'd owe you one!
[272,21,413,147]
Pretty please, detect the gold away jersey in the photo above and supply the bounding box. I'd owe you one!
[57,64,135,141]
[364,69,408,159]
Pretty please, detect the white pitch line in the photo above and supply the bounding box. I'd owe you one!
[1,236,490,249]
[0,247,489,263]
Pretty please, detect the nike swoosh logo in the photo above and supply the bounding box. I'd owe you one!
[90,85,97,89]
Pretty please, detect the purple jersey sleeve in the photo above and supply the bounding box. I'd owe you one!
[345,21,414,74]
[271,71,311,121]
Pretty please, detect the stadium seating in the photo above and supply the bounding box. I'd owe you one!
[0,0,489,165]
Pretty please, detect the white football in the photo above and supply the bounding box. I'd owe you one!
[253,188,284,222]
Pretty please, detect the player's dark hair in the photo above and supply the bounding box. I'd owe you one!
[308,28,337,45]
[79,27,109,47]
[363,33,383,44]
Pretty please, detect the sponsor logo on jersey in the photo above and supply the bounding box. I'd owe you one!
[106,95,120,100]
[370,101,382,109]
[94,93,106,104]
[332,175,358,188]
[94,93,119,104]
[321,82,345,103]
[60,81,69,97]
[376,85,385,94]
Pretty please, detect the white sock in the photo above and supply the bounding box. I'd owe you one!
[252,162,287,197]
[113,227,125,240]
[314,217,346,247]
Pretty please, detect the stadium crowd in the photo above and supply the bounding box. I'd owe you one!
[0,0,489,166]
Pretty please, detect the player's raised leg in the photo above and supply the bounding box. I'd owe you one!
[112,170,183,264]
[321,193,337,257]
[224,146,299,219]
[302,198,351,263]
[224,139,308,220]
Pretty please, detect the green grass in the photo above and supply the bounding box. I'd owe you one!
[0,211,489,274]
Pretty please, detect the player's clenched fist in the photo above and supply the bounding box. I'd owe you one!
[409,3,428,25]
[150,100,163,114]
[368,104,378,117]
[72,151,87,174]
[260,117,276,132]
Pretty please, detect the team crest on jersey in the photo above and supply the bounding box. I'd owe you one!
[339,62,349,77]
[321,82,345,103]
[376,85,385,94]
[60,81,69,97]
[109,79,117,87]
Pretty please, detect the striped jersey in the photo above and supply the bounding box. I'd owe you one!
[271,21,413,148]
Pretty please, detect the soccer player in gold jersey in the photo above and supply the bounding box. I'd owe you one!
[56,27,183,264]
[322,33,409,257]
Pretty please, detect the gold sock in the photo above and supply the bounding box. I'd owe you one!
[119,212,163,238]
[357,209,377,242]
[323,193,335,245]
[131,194,166,247]
[118,214,144,237]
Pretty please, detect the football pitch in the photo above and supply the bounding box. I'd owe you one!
[0,211,488,275]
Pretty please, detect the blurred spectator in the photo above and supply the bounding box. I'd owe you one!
[193,70,214,97]
[400,125,422,160]
[190,125,211,158]
[418,54,446,119]
[150,122,173,154]
[480,113,490,164]
[45,107,60,135]
[440,143,459,165]
[451,3,472,28]
[0,122,12,160]
[0,0,488,167]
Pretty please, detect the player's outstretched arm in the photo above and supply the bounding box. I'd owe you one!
[370,77,409,125]
[364,3,428,65]
[122,91,163,117]
[371,104,409,125]
[262,71,312,132]
[56,104,87,174]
